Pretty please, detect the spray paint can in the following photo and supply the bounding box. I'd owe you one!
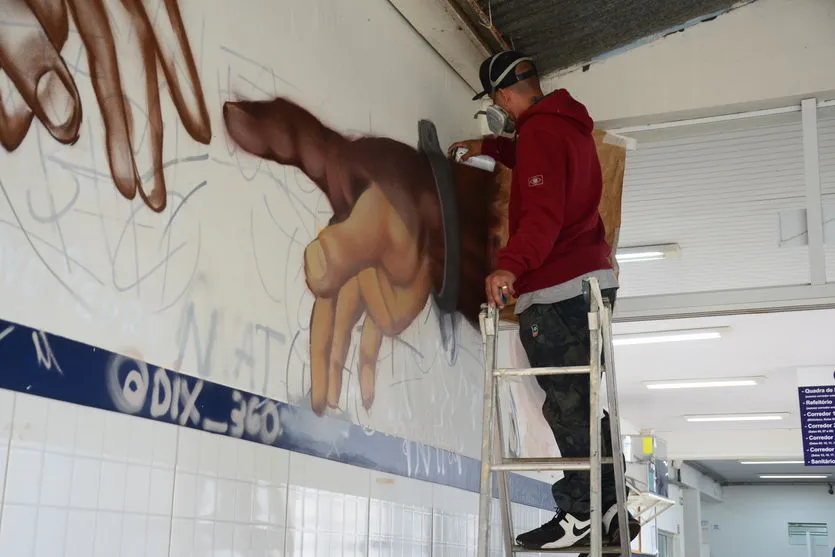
[453,147,496,172]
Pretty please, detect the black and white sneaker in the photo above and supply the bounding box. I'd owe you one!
[515,509,591,549]
[603,503,641,544]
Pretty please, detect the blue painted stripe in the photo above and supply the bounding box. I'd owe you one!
[0,318,554,510]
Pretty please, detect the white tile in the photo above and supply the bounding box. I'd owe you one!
[214,521,235,554]
[65,510,97,557]
[93,511,123,557]
[45,399,77,454]
[74,406,105,458]
[194,520,214,555]
[0,389,15,438]
[216,478,237,522]
[173,472,198,518]
[269,446,290,487]
[11,394,48,450]
[217,436,239,479]
[237,440,257,482]
[0,504,36,557]
[370,473,434,508]
[102,412,131,462]
[70,457,102,509]
[40,451,74,507]
[0,390,14,500]
[33,507,68,557]
[124,464,151,513]
[195,474,218,519]
[120,514,147,557]
[253,484,272,524]
[0,443,7,504]
[252,525,271,557]
[234,524,254,554]
[127,417,156,465]
[148,467,175,516]
[288,451,371,498]
[145,517,171,557]
[4,448,43,504]
[269,485,288,526]
[152,421,178,469]
[169,519,195,557]
[176,427,201,474]
[196,433,221,477]
[236,481,255,523]
[432,484,479,516]
[267,526,285,557]
[98,461,128,510]
[254,444,274,485]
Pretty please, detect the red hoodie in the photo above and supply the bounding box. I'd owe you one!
[482,89,611,296]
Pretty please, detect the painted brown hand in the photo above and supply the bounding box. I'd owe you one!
[0,0,210,212]
[223,97,502,416]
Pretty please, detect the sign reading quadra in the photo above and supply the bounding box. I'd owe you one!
[797,367,835,466]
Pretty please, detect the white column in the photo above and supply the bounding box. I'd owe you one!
[682,487,703,557]
[802,97,825,285]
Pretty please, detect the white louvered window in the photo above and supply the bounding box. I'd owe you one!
[617,112,809,298]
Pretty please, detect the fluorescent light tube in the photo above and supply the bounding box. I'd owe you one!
[740,460,805,465]
[684,413,787,423]
[616,244,680,263]
[759,474,829,480]
[614,327,727,346]
[645,377,764,390]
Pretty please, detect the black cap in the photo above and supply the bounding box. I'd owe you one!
[472,50,538,101]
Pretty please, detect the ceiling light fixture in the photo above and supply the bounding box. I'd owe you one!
[759,474,829,480]
[613,327,728,346]
[684,413,788,423]
[740,460,805,465]
[645,377,764,390]
[616,243,681,263]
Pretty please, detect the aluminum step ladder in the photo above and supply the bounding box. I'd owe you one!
[476,277,632,557]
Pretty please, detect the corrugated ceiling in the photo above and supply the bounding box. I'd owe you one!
[472,0,755,75]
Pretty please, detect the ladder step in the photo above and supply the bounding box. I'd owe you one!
[494,365,591,377]
[512,545,624,554]
[491,457,614,472]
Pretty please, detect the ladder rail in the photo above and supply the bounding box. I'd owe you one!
[476,277,631,557]
[476,310,498,557]
[494,379,516,556]
[588,285,604,557]
[601,296,634,557]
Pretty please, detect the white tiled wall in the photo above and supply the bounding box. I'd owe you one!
[0,390,557,556]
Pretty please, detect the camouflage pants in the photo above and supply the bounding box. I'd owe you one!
[517,289,622,516]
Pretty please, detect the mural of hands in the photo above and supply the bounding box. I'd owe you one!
[222,97,501,416]
[0,0,210,212]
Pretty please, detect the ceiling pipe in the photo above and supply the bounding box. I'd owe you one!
[445,0,511,53]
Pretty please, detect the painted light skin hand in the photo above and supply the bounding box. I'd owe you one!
[0,0,211,212]
[223,97,502,416]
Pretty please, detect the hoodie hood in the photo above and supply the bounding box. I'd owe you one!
[516,89,594,134]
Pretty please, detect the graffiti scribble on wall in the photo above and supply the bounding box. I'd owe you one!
[0,0,210,212]
[223,97,502,415]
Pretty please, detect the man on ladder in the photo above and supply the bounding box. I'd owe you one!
[450,50,641,551]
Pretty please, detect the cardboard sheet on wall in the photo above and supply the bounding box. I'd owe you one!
[498,129,628,323]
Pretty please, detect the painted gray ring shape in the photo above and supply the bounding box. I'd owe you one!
[418,119,460,315]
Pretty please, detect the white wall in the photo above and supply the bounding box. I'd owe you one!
[544,0,835,126]
[0,0,558,554]
[657,484,685,557]
[703,486,835,557]
[0,389,555,556]
[0,0,484,460]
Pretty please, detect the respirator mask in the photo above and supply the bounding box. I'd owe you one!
[474,54,537,136]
